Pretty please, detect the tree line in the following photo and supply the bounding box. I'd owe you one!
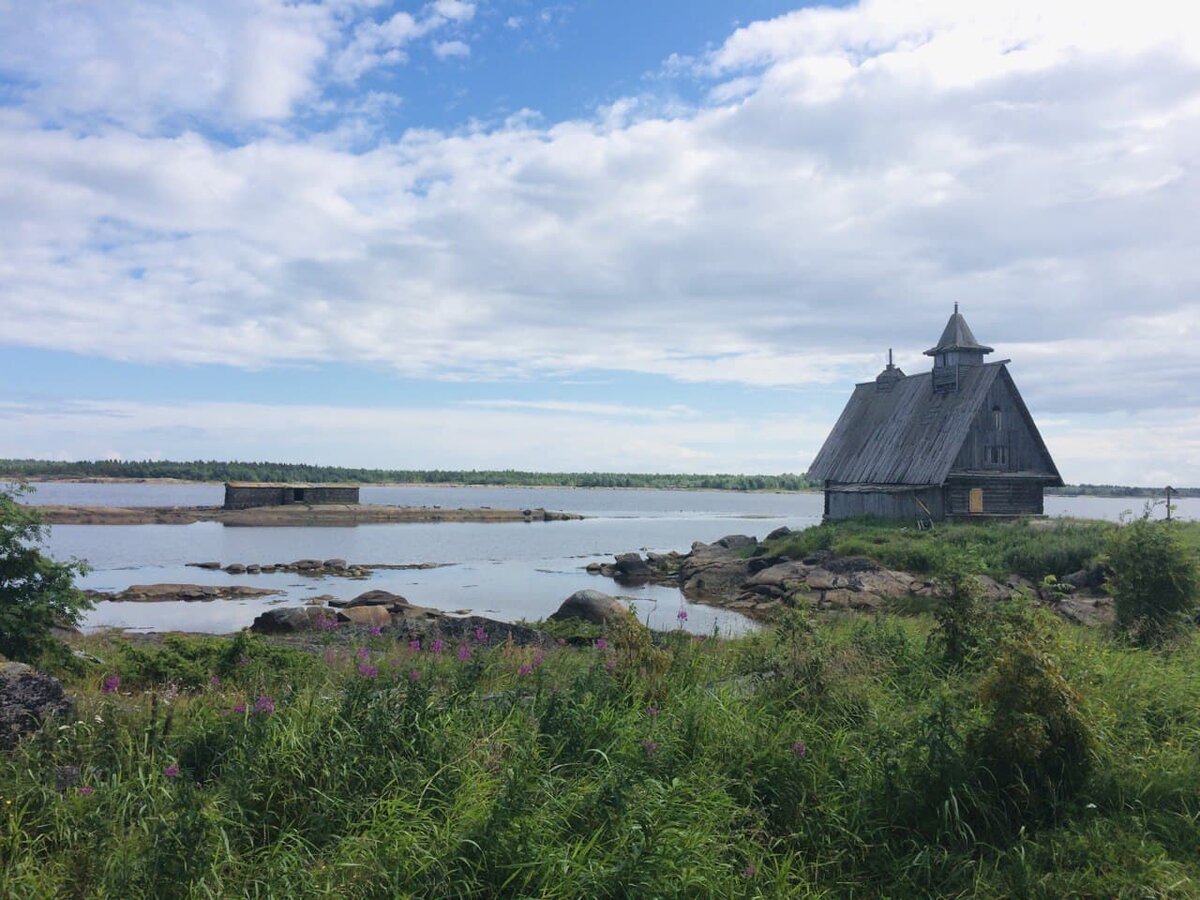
[0,459,818,492]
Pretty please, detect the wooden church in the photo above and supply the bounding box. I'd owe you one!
[808,306,1062,521]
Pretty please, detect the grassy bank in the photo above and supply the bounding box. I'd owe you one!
[4,603,1200,897]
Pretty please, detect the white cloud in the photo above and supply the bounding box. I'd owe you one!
[2,1,1200,481]
[0,0,336,128]
[433,40,471,60]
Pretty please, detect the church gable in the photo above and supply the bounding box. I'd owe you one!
[949,368,1061,482]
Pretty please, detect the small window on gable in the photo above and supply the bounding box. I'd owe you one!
[985,445,1009,466]
[992,405,1002,431]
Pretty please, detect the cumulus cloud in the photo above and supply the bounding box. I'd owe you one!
[433,40,471,60]
[1,0,1199,479]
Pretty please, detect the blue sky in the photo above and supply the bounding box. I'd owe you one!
[1,0,1198,483]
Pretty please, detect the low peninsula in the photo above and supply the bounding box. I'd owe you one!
[34,504,583,526]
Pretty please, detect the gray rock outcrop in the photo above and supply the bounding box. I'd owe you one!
[549,590,630,625]
[1,662,73,750]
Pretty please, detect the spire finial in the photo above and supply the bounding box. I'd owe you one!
[954,301,959,314]
[888,348,893,366]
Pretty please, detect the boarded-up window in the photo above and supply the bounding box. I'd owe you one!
[969,488,984,513]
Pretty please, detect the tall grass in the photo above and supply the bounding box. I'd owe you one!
[3,611,1200,897]
[768,518,1118,581]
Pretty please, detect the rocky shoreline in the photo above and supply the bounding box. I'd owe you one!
[587,528,1113,626]
[36,504,583,526]
[185,558,448,579]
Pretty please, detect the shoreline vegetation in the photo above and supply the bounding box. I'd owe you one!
[4,490,1200,894]
[2,458,1193,497]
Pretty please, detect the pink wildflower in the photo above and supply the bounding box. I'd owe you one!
[594,638,608,651]
[646,706,659,717]
[792,741,807,758]
[356,646,370,661]
[474,625,488,643]
[456,643,471,662]
[357,662,379,679]
[743,864,756,878]
[409,639,422,653]
[208,675,220,689]
[78,785,94,797]
[518,664,533,676]
[408,669,421,681]
[232,702,246,714]
[676,606,688,623]
[368,625,383,636]
[101,674,120,694]
[253,695,275,715]
[431,639,445,655]
[641,738,658,756]
[163,765,180,779]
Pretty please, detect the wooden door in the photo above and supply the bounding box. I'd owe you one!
[968,488,984,514]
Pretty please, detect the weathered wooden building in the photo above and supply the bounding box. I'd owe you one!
[808,307,1062,521]
[223,482,360,510]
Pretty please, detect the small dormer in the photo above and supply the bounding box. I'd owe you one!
[926,304,993,393]
[875,349,905,392]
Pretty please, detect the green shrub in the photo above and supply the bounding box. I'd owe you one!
[0,484,91,664]
[928,552,984,667]
[1106,517,1200,646]
[969,614,1092,813]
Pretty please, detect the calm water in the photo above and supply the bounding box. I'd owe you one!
[14,483,1195,635]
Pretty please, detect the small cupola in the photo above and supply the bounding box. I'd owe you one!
[926,303,992,393]
[875,349,905,392]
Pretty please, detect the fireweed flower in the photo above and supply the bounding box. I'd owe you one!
[163,765,180,779]
[232,702,246,714]
[518,664,533,677]
[324,648,337,666]
[677,607,688,623]
[743,864,757,878]
[253,696,275,715]
[646,706,659,717]
[408,639,422,653]
[431,639,445,655]
[594,638,608,651]
[532,651,545,668]
[208,675,221,689]
[78,785,94,797]
[356,647,370,661]
[101,675,120,694]
[604,658,617,672]
[474,625,488,643]
[368,625,383,637]
[641,739,658,756]
[357,663,379,679]
[456,643,471,662]
[408,669,421,682]
[792,741,807,758]
[318,614,340,631]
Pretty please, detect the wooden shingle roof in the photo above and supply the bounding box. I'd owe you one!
[807,362,1005,486]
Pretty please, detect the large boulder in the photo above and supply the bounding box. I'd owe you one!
[250,606,329,634]
[1,662,73,750]
[337,606,392,628]
[549,590,630,625]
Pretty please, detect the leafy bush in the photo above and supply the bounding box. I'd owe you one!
[928,552,984,667]
[0,484,90,664]
[969,614,1092,812]
[1106,517,1200,646]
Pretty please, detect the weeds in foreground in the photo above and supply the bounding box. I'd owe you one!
[2,609,1200,898]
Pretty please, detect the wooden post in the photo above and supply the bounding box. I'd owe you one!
[1165,485,1174,522]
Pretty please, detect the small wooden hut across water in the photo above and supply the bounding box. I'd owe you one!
[223,482,360,510]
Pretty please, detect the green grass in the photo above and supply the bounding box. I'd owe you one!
[3,609,1200,898]
[767,517,1121,581]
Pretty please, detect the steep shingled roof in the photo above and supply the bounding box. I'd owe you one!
[924,309,994,356]
[808,363,1005,486]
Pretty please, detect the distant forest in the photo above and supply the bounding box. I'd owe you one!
[0,459,817,492]
[0,459,1192,496]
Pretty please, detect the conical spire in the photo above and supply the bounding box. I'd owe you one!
[924,304,994,356]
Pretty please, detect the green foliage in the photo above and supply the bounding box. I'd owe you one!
[970,611,1093,813]
[2,620,1200,897]
[1106,517,1200,647]
[0,484,90,664]
[770,517,1112,581]
[928,552,985,667]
